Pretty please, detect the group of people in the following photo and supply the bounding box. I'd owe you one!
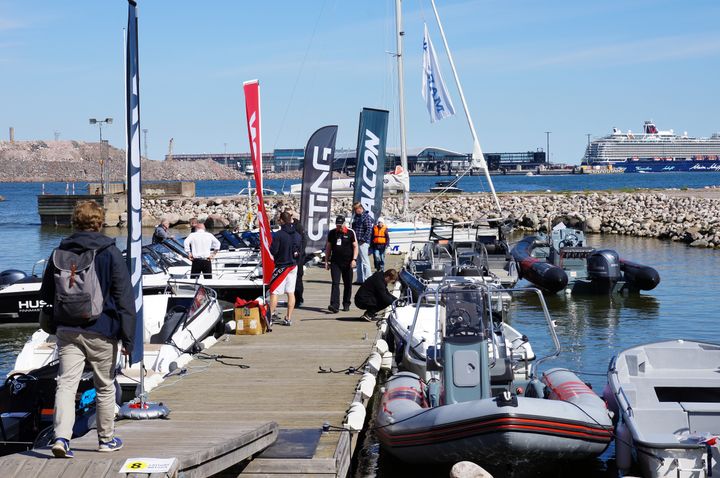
[322,202,394,321]
[38,199,397,459]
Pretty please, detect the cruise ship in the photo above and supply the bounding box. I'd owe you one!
[583,121,720,172]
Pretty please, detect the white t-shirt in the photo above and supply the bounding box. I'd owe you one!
[184,231,221,259]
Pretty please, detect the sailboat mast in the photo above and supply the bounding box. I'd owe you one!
[395,0,409,215]
[429,0,502,215]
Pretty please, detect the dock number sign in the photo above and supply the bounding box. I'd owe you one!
[120,457,176,474]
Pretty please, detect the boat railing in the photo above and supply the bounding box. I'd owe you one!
[30,259,48,277]
[506,287,561,376]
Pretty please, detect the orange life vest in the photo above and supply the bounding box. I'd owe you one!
[372,224,388,245]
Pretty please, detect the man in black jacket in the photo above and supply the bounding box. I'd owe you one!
[269,211,302,326]
[290,212,307,307]
[354,268,398,321]
[325,215,358,313]
[40,200,135,458]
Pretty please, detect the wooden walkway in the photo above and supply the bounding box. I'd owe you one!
[0,263,382,477]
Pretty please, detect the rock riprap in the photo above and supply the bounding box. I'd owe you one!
[137,191,720,249]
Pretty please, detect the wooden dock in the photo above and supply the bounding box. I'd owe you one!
[0,263,382,477]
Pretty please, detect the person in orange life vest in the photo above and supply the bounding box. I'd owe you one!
[370,217,390,271]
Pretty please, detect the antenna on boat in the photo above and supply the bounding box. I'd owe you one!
[395,0,410,216]
[428,0,502,215]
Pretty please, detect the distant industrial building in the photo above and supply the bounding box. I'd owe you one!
[167,146,546,172]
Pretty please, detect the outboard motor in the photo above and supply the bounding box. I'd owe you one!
[587,249,622,282]
[0,269,27,290]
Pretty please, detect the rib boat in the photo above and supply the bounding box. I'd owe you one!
[376,282,613,469]
[511,226,660,294]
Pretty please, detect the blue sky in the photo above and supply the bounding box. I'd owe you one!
[1,0,720,165]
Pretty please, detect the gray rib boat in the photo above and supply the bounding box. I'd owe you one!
[376,282,613,469]
[605,340,720,478]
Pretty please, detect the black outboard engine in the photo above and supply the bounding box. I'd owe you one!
[0,269,27,290]
[587,250,622,282]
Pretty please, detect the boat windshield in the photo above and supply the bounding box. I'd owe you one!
[148,243,188,267]
[439,285,490,339]
[141,251,165,274]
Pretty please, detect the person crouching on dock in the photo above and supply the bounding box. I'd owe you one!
[354,268,398,322]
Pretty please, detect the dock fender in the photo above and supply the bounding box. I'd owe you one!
[615,419,633,471]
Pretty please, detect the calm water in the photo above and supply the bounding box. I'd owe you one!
[1,179,719,475]
[353,232,720,477]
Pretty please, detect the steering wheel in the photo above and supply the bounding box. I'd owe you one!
[560,233,579,248]
[446,308,480,336]
[5,372,37,395]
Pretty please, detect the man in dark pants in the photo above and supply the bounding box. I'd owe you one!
[184,222,220,278]
[325,215,358,313]
[354,268,398,321]
[290,212,307,307]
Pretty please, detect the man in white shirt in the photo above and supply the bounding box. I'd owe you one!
[183,222,220,278]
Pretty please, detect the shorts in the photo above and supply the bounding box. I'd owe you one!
[270,266,297,295]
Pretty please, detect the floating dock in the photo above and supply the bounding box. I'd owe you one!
[0,264,382,477]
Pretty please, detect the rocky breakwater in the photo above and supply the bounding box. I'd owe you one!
[137,190,720,249]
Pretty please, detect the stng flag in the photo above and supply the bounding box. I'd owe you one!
[243,80,275,284]
[422,23,455,123]
[125,0,143,365]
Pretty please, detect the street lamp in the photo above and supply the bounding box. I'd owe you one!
[89,118,113,195]
[545,131,551,166]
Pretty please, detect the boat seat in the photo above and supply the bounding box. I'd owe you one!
[489,358,514,385]
[150,305,187,344]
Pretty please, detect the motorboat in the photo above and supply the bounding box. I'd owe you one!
[429,179,463,194]
[605,340,720,478]
[11,283,223,396]
[511,225,660,294]
[146,239,264,302]
[0,261,47,325]
[287,165,409,197]
[401,218,518,288]
[0,361,101,456]
[376,282,613,470]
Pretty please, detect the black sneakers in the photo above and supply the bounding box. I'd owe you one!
[328,305,339,313]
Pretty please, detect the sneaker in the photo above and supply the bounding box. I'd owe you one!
[270,313,282,324]
[342,305,351,312]
[98,437,123,452]
[361,312,374,322]
[328,305,339,313]
[278,318,292,326]
[51,438,74,458]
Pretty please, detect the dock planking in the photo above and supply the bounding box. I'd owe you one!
[0,262,384,477]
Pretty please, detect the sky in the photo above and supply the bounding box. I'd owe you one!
[2,0,720,165]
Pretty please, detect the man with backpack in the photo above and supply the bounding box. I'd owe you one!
[268,211,302,326]
[39,200,136,458]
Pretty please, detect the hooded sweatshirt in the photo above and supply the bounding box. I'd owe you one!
[40,231,136,354]
[270,223,302,267]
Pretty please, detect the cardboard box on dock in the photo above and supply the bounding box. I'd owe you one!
[234,306,266,335]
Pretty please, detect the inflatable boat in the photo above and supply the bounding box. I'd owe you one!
[376,283,613,468]
[511,227,660,294]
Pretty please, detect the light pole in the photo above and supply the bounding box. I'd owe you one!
[545,131,551,166]
[89,118,113,195]
[142,129,148,159]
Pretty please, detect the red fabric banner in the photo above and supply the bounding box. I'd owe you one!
[243,80,274,285]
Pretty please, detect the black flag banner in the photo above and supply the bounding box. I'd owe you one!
[299,125,338,255]
[352,108,389,220]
